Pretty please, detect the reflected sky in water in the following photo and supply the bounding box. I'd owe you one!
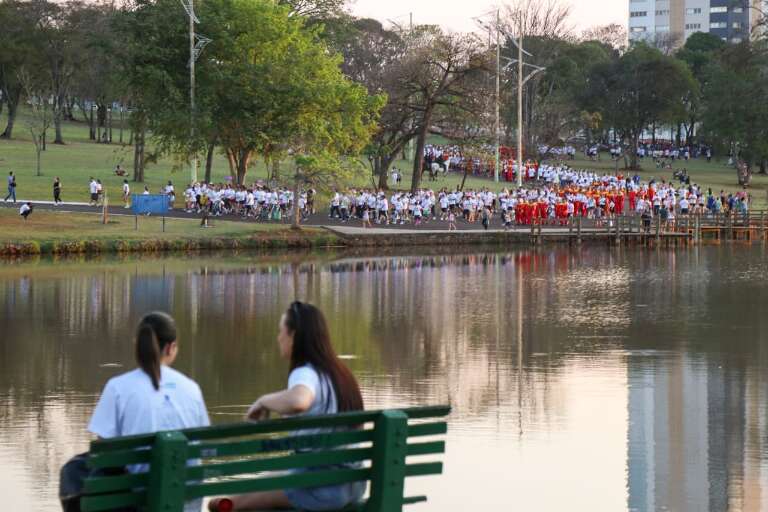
[0,246,767,511]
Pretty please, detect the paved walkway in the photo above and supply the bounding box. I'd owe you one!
[1,199,684,239]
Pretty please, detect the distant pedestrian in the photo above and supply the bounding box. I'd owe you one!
[96,180,104,206]
[448,211,456,231]
[481,207,490,230]
[143,186,150,195]
[19,202,33,220]
[88,178,98,206]
[122,180,131,209]
[53,177,62,205]
[165,181,175,209]
[5,171,16,203]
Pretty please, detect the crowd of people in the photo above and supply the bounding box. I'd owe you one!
[327,164,751,230]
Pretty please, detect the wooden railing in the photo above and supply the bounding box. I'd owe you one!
[520,211,768,244]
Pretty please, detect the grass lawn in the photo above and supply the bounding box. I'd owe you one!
[2,107,767,209]
[0,208,298,243]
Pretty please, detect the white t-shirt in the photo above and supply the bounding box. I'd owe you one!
[88,366,209,442]
[88,366,208,512]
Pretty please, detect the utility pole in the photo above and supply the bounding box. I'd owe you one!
[494,9,500,183]
[516,15,524,188]
[181,0,211,185]
[189,0,197,184]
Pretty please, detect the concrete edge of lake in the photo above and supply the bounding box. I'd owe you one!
[2,223,728,257]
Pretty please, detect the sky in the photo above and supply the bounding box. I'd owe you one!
[350,0,627,34]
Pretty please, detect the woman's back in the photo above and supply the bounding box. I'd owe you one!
[89,366,209,439]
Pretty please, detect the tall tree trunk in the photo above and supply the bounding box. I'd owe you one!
[133,116,147,182]
[376,155,394,190]
[119,105,124,144]
[52,91,65,144]
[630,132,640,170]
[0,88,20,139]
[97,104,107,143]
[204,142,215,183]
[410,111,432,193]
[234,149,252,185]
[89,105,96,140]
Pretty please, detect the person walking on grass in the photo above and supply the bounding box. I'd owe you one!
[88,178,98,206]
[122,180,131,209]
[5,171,16,203]
[53,177,62,205]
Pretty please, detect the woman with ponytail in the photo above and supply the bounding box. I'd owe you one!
[85,312,210,511]
[209,302,365,512]
[89,312,209,439]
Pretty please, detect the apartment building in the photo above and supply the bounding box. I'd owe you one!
[628,0,767,45]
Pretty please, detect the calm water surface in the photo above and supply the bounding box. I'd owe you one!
[1,246,767,511]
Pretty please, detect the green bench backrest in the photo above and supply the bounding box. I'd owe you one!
[82,405,450,512]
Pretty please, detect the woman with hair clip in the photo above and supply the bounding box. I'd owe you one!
[208,302,365,512]
[76,312,209,512]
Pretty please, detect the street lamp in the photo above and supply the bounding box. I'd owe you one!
[180,0,211,184]
[474,11,545,187]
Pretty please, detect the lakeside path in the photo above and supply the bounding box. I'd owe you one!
[0,199,537,232]
[0,199,699,256]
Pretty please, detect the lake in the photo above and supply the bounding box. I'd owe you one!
[1,246,767,511]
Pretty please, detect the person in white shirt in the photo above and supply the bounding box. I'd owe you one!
[62,313,210,512]
[209,302,365,512]
[88,178,99,206]
[19,202,33,220]
[122,180,131,209]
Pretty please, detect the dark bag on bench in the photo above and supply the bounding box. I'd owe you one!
[60,453,134,512]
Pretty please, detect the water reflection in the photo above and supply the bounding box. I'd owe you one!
[0,246,767,511]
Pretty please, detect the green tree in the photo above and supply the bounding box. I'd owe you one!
[584,43,696,170]
[700,41,768,184]
[0,1,39,139]
[675,32,725,143]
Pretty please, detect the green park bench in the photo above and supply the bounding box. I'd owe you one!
[81,405,450,512]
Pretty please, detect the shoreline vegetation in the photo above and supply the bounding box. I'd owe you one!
[0,210,342,256]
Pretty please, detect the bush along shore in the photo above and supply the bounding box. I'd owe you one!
[0,231,343,257]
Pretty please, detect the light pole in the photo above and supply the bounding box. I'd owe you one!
[180,0,211,184]
[476,10,545,186]
[495,9,501,183]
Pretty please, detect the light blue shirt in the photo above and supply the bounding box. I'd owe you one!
[89,366,210,439]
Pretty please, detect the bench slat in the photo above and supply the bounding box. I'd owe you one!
[188,429,374,459]
[405,462,444,478]
[83,472,148,495]
[90,406,450,453]
[88,429,375,470]
[406,441,445,457]
[187,447,373,481]
[407,422,448,438]
[186,467,371,499]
